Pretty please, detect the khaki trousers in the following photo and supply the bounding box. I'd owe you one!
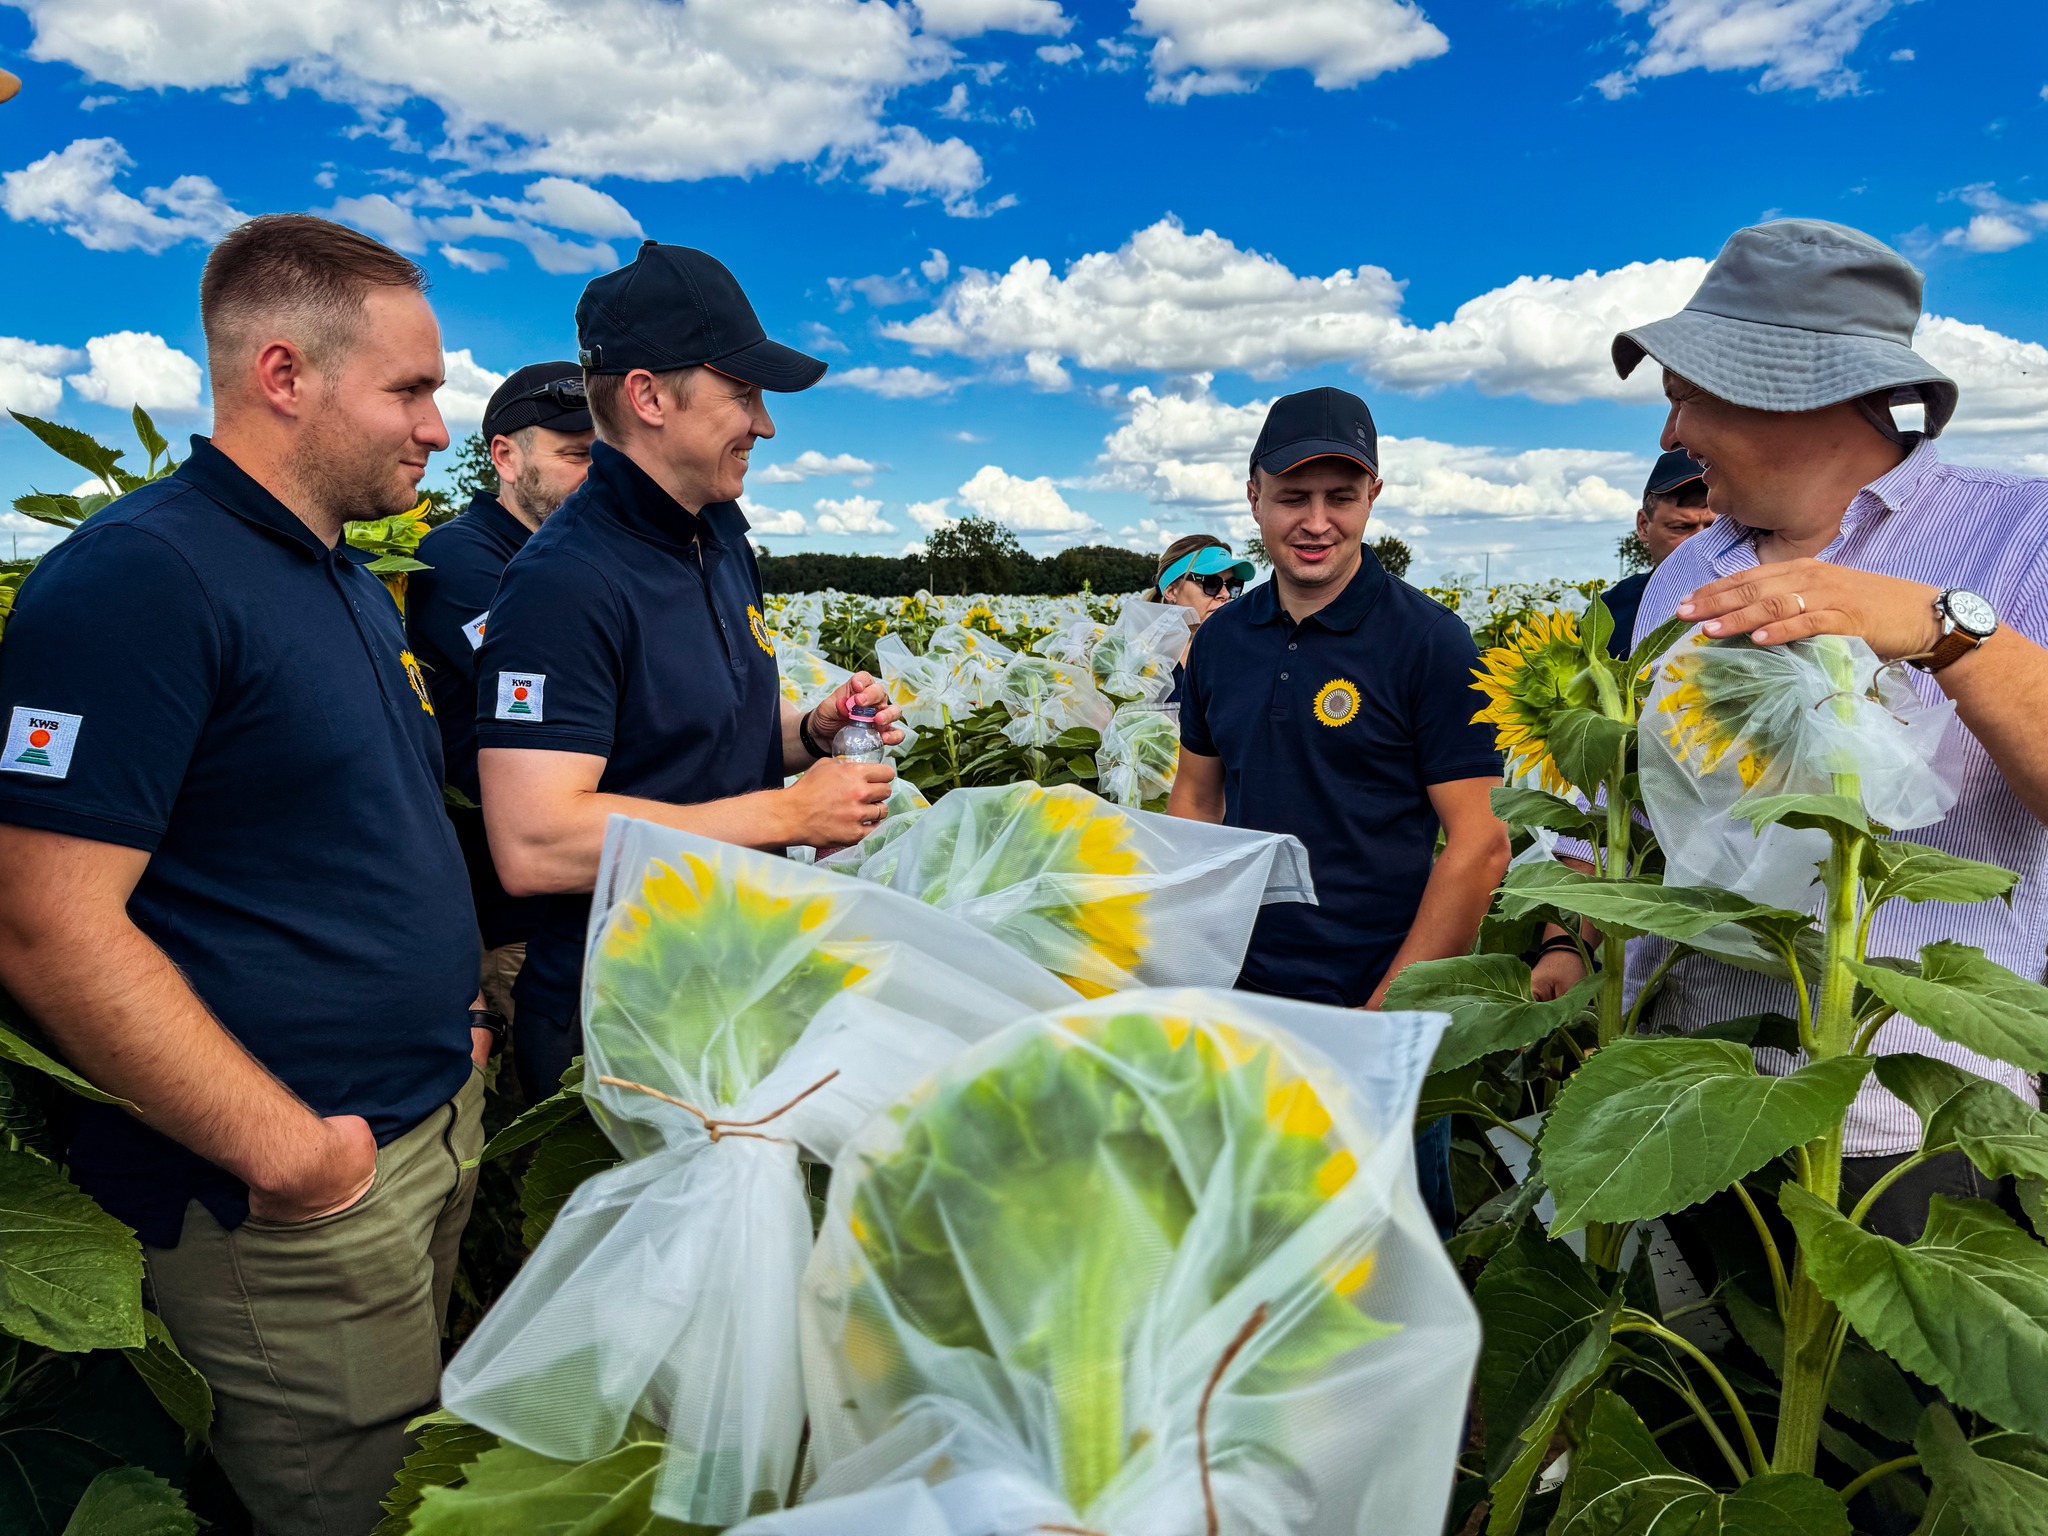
[145,1069,484,1536]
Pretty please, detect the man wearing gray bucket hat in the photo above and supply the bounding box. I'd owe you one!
[1540,218,2048,1245]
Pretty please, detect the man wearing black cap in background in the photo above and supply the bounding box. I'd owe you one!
[1599,448,1713,657]
[1169,386,1510,1011]
[474,243,900,1101]
[407,362,594,1035]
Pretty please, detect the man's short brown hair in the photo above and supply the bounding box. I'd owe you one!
[583,366,699,444]
[200,214,427,391]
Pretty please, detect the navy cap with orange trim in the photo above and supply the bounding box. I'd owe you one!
[575,241,827,392]
[1250,386,1378,478]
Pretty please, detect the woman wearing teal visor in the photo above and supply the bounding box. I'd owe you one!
[1144,535,1256,702]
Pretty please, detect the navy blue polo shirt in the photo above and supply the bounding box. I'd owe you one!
[1601,570,1650,659]
[1180,552,1502,1007]
[0,439,478,1246]
[407,494,546,949]
[474,439,782,1023]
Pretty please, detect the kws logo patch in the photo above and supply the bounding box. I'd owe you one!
[3,705,82,779]
[495,672,545,722]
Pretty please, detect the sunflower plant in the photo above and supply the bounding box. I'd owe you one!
[1392,608,2048,1534]
[800,996,1462,1531]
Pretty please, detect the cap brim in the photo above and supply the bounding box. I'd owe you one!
[1613,310,1959,436]
[707,337,828,393]
[1645,467,1704,495]
[482,405,594,441]
[1255,440,1378,477]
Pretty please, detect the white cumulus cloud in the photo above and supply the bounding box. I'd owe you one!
[438,349,506,430]
[66,330,203,411]
[814,495,896,534]
[1604,0,1895,98]
[1134,0,1448,102]
[1915,316,2048,438]
[0,337,86,415]
[1036,42,1083,64]
[1,137,245,253]
[9,0,990,207]
[740,496,809,535]
[1935,185,2048,255]
[957,463,1094,531]
[753,450,880,484]
[858,126,1010,218]
[888,215,1705,403]
[820,365,959,398]
[328,176,637,274]
[915,0,1070,37]
[1095,378,1645,523]
[907,497,954,530]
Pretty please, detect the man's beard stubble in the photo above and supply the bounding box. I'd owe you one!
[510,460,571,524]
[291,412,420,529]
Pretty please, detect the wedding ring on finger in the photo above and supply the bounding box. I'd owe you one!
[1792,592,1807,614]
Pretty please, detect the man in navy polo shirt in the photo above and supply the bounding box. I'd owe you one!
[0,216,491,1533]
[407,361,594,1026]
[1169,386,1510,1010]
[475,242,900,1101]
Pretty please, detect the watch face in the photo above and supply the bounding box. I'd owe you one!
[1945,589,1998,637]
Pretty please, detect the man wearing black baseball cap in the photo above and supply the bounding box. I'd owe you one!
[471,243,900,1101]
[1170,385,1509,1016]
[1598,447,1713,657]
[407,361,595,1035]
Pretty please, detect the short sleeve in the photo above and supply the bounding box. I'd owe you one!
[1178,623,1218,757]
[1410,611,1503,785]
[474,549,622,755]
[406,530,500,691]
[0,525,221,851]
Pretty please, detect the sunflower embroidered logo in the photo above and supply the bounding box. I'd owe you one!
[747,604,776,656]
[399,650,434,715]
[1312,678,1360,728]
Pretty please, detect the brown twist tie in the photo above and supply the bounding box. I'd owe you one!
[1199,1302,1268,1536]
[596,1070,841,1143]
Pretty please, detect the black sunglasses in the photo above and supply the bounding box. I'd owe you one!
[1186,573,1245,599]
[523,377,588,408]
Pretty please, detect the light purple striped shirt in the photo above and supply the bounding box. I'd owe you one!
[1624,439,2048,1156]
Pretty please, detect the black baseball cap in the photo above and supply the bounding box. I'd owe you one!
[1645,448,1707,497]
[576,241,827,392]
[1250,386,1379,477]
[481,361,593,442]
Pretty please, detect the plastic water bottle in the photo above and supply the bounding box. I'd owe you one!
[832,702,886,764]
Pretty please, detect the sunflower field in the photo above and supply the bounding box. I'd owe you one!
[11,407,2045,1536]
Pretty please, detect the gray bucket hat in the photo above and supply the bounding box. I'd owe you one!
[1613,218,1958,437]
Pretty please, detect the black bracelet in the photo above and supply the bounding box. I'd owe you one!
[1534,933,1583,961]
[469,1008,509,1055]
[797,708,831,761]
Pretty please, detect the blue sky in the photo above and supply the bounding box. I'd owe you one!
[2,0,2044,582]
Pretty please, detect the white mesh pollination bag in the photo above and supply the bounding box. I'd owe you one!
[1096,702,1183,809]
[732,989,1476,1536]
[994,655,1114,748]
[1640,630,1959,910]
[1091,600,1195,703]
[440,817,1078,1527]
[822,782,1314,996]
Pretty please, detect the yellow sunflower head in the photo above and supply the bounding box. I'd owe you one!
[1469,608,1602,793]
[1654,637,1773,789]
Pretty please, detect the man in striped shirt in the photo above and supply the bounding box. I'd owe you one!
[1536,219,2048,1241]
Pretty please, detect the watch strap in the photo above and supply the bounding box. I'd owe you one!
[797,709,831,760]
[1912,626,1983,675]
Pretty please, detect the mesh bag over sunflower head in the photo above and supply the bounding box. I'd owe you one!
[1096,701,1182,808]
[734,990,1475,1536]
[1641,630,1958,906]
[778,642,854,711]
[1090,600,1194,704]
[823,783,1312,996]
[440,818,1077,1528]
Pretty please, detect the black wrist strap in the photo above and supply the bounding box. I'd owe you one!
[797,709,830,761]
[1534,933,1583,960]
[469,1008,509,1055]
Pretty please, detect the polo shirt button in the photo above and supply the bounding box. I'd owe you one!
[1280,671,1290,681]
[1288,643,1297,651]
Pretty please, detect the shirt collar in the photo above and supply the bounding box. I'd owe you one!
[1244,545,1388,634]
[465,492,534,551]
[586,439,727,550]
[174,437,333,561]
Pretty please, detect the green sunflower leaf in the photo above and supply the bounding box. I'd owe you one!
[1846,944,2048,1076]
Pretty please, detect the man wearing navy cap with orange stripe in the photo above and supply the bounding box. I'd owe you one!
[1600,448,1714,656]
[473,242,902,1100]
[1169,386,1511,1011]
